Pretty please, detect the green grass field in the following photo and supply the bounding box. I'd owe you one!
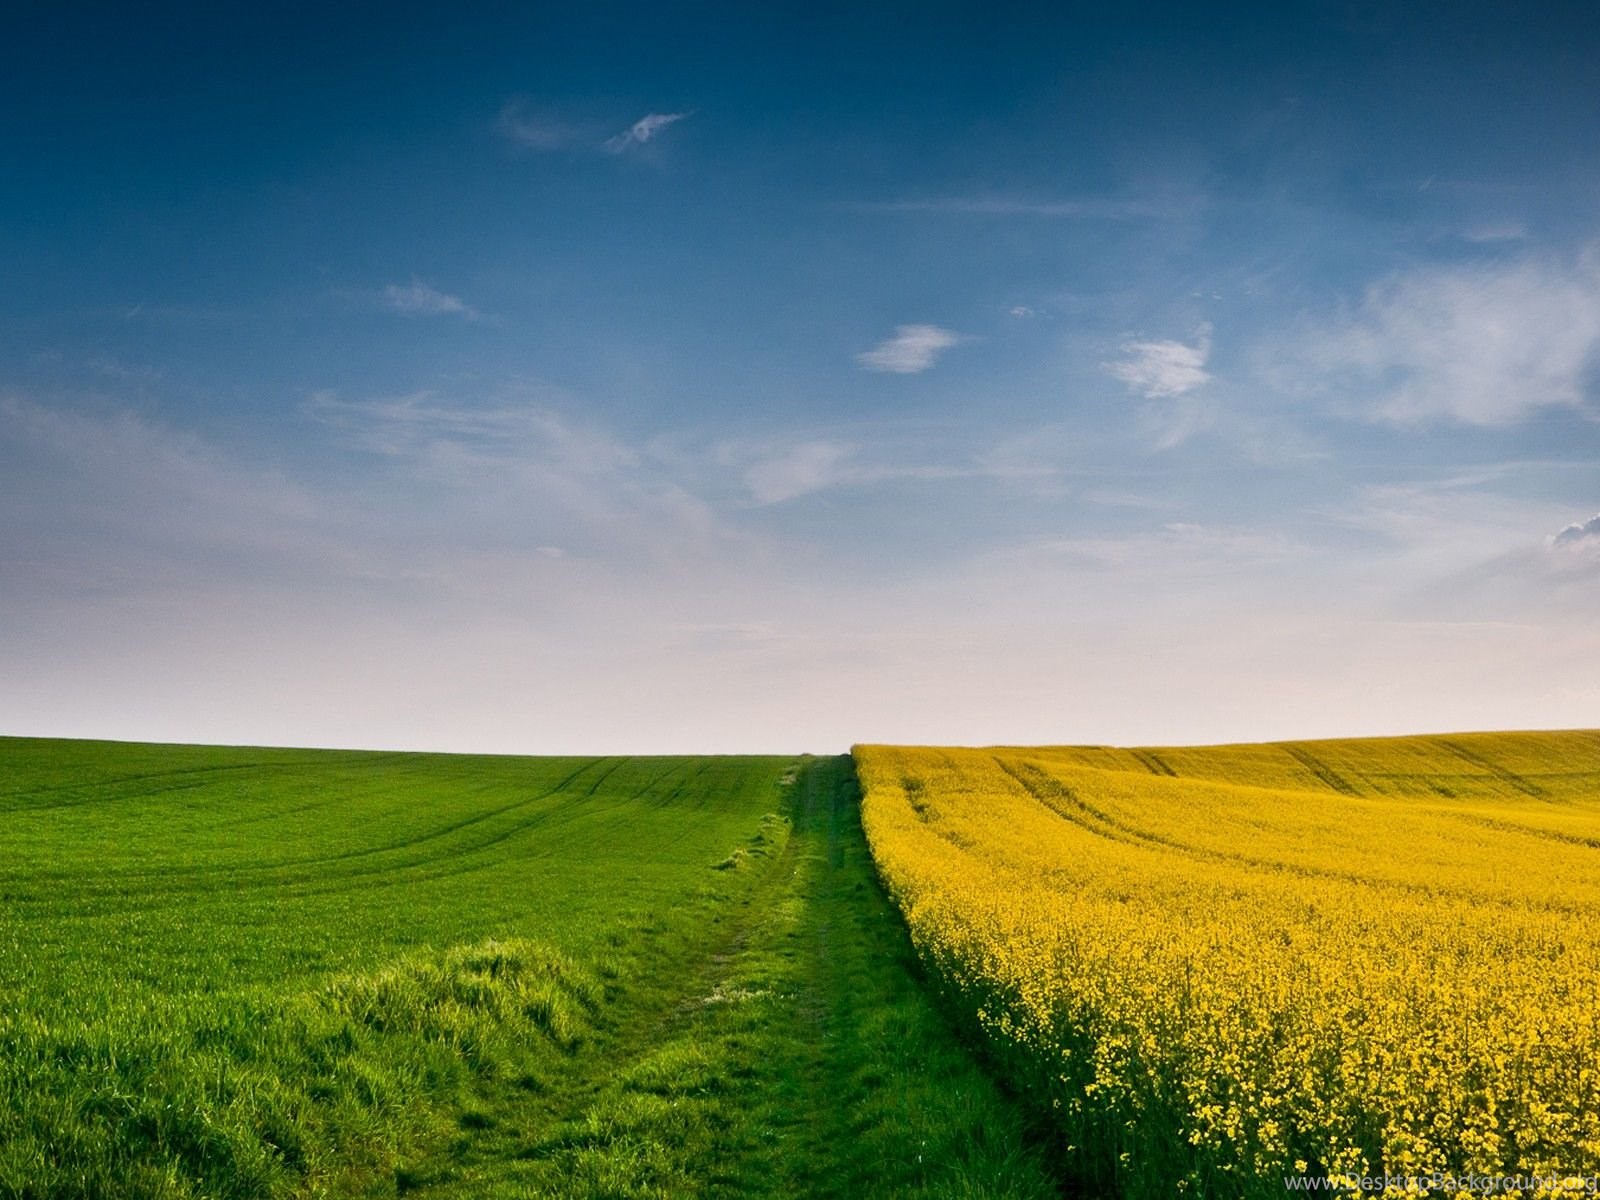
[0,738,1052,1199]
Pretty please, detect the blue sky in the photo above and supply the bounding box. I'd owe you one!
[4,2,1600,752]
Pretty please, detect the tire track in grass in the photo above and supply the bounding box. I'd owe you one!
[1130,748,1177,777]
[0,761,296,808]
[1,758,615,894]
[1432,737,1549,799]
[1281,744,1360,796]
[4,761,725,920]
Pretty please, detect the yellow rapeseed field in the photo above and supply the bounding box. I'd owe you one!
[856,732,1600,1197]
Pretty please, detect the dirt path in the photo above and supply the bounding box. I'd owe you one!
[386,757,1055,1198]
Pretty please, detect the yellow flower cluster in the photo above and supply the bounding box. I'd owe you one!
[856,733,1600,1198]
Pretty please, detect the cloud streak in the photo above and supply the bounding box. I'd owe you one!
[856,324,963,374]
[721,432,1059,506]
[845,196,1173,220]
[497,103,691,156]
[496,101,581,151]
[604,112,691,153]
[996,521,1304,572]
[382,281,477,319]
[741,440,858,505]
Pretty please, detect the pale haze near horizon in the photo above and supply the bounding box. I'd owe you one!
[3,3,1599,755]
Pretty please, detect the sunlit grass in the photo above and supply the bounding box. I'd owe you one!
[0,739,1051,1198]
[0,741,792,1196]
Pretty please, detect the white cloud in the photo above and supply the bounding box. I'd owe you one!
[1553,513,1600,548]
[604,112,690,154]
[1286,252,1600,425]
[1537,513,1600,586]
[382,281,477,319]
[1104,324,1212,398]
[856,324,963,374]
[1009,305,1035,318]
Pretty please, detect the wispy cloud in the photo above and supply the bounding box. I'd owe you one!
[9,389,1597,753]
[86,357,163,385]
[856,324,964,374]
[1104,325,1212,399]
[1459,220,1528,243]
[0,394,328,598]
[1279,251,1600,425]
[845,196,1172,220]
[721,431,1058,506]
[1313,476,1600,614]
[740,441,859,505]
[497,102,690,156]
[381,280,478,319]
[997,522,1303,571]
[496,100,581,151]
[304,390,636,477]
[1406,504,1600,614]
[0,391,794,753]
[604,112,691,154]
